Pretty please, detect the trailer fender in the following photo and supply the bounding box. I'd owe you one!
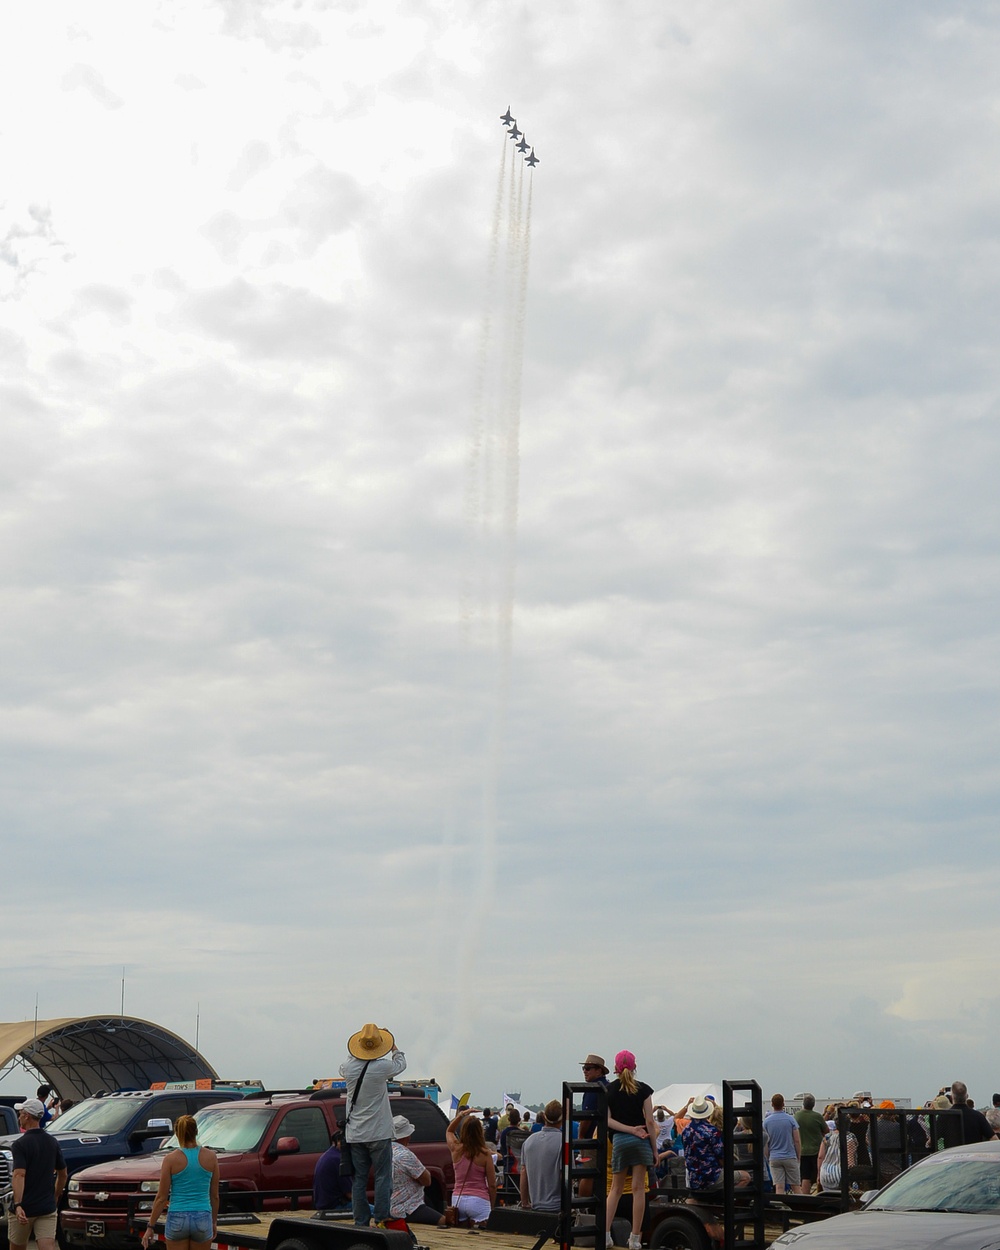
[265,1222,413,1250]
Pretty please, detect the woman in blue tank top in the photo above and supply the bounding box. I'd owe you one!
[141,1114,219,1250]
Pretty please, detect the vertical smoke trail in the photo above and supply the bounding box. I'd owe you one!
[425,136,512,1078]
[497,162,531,675]
[461,135,509,633]
[432,126,535,1087]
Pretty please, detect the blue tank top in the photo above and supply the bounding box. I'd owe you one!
[170,1148,212,1212]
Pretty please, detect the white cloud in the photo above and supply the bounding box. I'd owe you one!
[1,0,1000,1107]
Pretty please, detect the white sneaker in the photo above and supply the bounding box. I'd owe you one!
[605,1235,614,1248]
[628,1237,642,1250]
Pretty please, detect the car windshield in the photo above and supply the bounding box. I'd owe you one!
[162,1107,274,1153]
[869,1158,1000,1213]
[49,1099,147,1135]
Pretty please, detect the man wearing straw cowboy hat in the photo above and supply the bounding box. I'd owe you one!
[339,1023,407,1226]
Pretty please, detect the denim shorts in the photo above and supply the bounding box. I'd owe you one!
[164,1210,213,1242]
[611,1133,654,1172]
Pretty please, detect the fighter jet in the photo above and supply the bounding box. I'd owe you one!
[525,148,539,167]
[508,124,522,141]
[516,136,529,153]
[500,107,514,127]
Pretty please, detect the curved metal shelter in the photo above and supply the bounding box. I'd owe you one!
[0,1017,218,1101]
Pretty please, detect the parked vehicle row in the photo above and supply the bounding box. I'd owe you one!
[60,1089,452,1250]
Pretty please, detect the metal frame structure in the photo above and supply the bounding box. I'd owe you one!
[836,1105,963,1208]
[561,1080,608,1250]
[722,1079,765,1250]
[0,1016,217,1100]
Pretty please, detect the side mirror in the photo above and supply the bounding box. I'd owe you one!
[859,1189,880,1206]
[274,1136,300,1155]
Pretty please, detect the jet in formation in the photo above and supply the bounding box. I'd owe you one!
[500,106,539,167]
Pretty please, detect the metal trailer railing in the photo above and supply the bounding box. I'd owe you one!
[560,1080,608,1250]
[722,1079,766,1250]
[835,1105,963,1208]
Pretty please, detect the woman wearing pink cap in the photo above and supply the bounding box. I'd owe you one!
[605,1050,658,1250]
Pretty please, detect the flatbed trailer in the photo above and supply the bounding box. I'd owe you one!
[135,1207,813,1250]
[138,1212,554,1250]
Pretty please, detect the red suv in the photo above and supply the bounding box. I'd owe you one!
[62,1091,454,1250]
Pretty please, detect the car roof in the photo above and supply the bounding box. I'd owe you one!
[202,1091,435,1111]
[924,1140,1000,1160]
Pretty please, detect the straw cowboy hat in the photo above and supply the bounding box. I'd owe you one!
[348,1023,395,1060]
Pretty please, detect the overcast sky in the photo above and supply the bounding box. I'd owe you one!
[2,0,1000,1109]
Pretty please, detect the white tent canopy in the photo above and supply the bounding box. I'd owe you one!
[650,1083,723,1112]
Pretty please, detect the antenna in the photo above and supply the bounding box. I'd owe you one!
[195,1003,200,1052]
[120,966,126,1020]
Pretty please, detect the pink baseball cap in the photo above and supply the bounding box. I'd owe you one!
[614,1050,636,1073]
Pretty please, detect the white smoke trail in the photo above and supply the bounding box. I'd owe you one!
[422,136,512,1075]
[430,133,535,1085]
[461,135,509,633]
[496,161,531,674]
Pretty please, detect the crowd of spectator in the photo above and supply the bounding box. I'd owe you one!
[321,1032,1000,1238]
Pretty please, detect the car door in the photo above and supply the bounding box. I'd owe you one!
[260,1106,332,1204]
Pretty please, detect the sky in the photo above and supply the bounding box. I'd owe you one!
[2,0,1000,1109]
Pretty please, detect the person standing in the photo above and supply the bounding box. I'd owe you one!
[35,1086,57,1129]
[794,1094,827,1195]
[604,1050,658,1250]
[941,1081,996,1146]
[579,1054,610,1200]
[141,1114,219,1250]
[339,1023,407,1226]
[763,1094,800,1195]
[8,1099,67,1250]
[519,1101,563,1212]
[986,1094,1000,1136]
[818,1111,856,1194]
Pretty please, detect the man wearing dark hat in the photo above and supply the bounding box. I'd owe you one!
[8,1098,67,1250]
[578,1054,610,1200]
[338,1024,406,1226]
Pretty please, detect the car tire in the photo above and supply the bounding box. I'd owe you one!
[649,1215,709,1250]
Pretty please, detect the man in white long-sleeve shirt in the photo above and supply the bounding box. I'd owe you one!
[339,1023,407,1226]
